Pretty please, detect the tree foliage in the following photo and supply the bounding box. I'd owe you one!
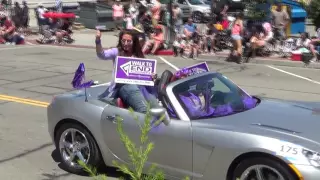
[112,105,166,180]
[243,0,276,20]
[78,160,108,180]
[78,104,190,180]
[307,0,320,28]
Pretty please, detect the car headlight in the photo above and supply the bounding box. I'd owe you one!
[302,149,320,167]
[204,9,210,13]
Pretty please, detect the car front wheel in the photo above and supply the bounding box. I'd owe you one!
[192,11,203,23]
[232,157,298,180]
[55,123,102,174]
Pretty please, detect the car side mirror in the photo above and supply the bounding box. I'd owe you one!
[150,107,171,126]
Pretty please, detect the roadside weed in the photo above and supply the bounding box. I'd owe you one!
[78,104,189,180]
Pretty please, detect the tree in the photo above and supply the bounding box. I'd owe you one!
[111,105,166,180]
[307,0,320,29]
[243,0,274,20]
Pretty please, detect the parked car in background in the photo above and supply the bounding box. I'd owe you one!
[174,1,192,22]
[176,0,211,23]
[202,0,244,15]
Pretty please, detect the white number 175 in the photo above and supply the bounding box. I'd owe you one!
[280,145,298,155]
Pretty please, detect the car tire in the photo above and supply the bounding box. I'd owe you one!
[55,123,103,174]
[232,157,298,180]
[192,11,203,23]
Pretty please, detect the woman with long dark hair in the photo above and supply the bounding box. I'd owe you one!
[96,29,158,113]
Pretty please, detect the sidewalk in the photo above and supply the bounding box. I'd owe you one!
[24,27,320,69]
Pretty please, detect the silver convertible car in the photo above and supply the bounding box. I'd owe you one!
[48,70,320,180]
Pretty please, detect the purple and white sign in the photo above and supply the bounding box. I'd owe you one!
[184,62,209,75]
[115,56,157,86]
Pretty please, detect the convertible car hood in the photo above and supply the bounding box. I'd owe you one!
[248,99,320,134]
[196,98,320,146]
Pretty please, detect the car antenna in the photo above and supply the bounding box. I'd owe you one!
[84,86,88,102]
[83,72,88,102]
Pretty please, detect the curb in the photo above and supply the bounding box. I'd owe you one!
[26,39,96,49]
[197,55,320,69]
[25,39,175,56]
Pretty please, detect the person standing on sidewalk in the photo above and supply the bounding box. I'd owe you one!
[231,13,244,57]
[172,3,183,34]
[271,3,289,41]
[37,3,48,27]
[55,0,63,12]
[12,2,22,30]
[150,0,161,26]
[21,1,29,34]
[112,0,124,36]
[129,0,139,26]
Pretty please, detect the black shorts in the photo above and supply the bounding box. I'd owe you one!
[22,18,29,27]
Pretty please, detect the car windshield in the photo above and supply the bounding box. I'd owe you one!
[189,0,204,5]
[172,73,258,120]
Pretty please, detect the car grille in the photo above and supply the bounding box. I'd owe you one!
[181,8,191,16]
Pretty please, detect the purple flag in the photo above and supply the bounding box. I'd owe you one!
[71,63,94,89]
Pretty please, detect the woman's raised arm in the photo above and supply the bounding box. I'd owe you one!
[95,30,118,60]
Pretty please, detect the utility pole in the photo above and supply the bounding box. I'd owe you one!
[168,0,174,46]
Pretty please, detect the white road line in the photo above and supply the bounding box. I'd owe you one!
[266,65,320,85]
[159,56,179,70]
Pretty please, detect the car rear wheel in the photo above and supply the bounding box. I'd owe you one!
[232,157,298,180]
[55,123,102,174]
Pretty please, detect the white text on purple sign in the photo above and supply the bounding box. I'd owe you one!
[129,61,153,75]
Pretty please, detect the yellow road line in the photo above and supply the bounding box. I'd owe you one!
[0,94,49,107]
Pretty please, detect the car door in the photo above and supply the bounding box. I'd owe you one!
[101,105,193,179]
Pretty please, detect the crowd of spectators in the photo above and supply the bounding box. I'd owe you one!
[0,0,28,44]
[110,0,232,59]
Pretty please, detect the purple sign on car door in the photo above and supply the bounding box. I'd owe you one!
[115,56,157,86]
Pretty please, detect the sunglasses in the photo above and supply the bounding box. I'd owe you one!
[121,39,133,44]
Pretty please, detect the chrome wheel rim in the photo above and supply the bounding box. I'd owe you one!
[59,128,90,169]
[239,165,285,180]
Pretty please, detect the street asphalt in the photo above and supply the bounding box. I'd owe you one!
[0,44,320,180]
